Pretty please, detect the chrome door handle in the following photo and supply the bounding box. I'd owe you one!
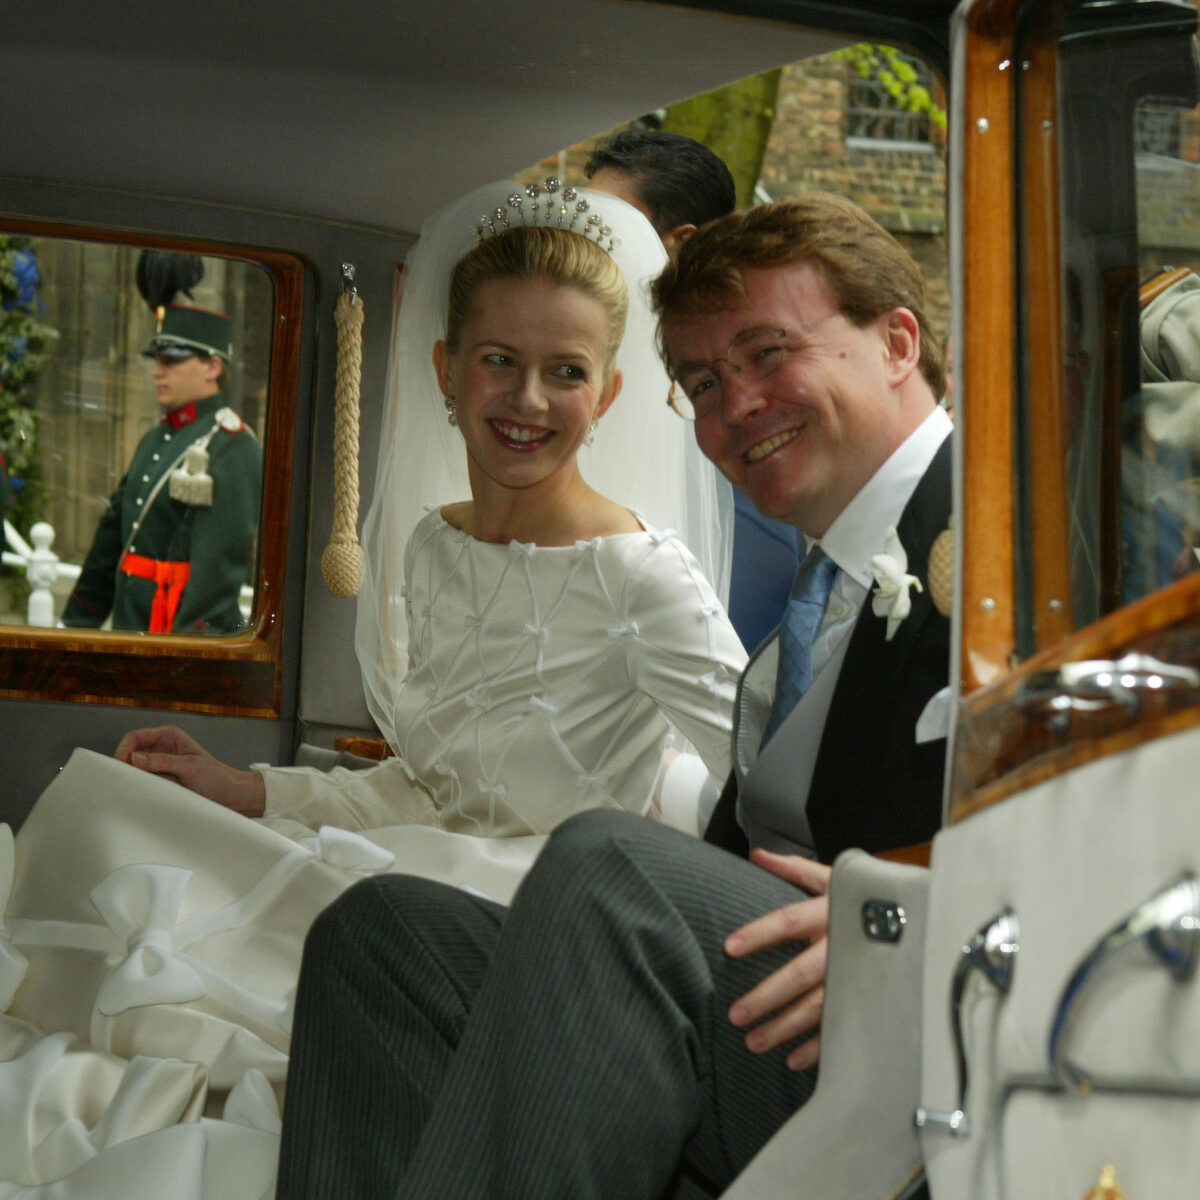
[916,910,1019,1138]
[1017,653,1200,723]
[1049,875,1200,1091]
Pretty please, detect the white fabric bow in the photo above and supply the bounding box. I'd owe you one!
[298,826,395,872]
[91,865,205,1017]
[870,525,924,642]
[9,825,397,1041]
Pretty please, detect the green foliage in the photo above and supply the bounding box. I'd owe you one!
[834,44,947,130]
[0,234,57,552]
[661,70,783,208]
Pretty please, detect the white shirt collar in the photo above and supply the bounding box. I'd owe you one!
[811,406,952,591]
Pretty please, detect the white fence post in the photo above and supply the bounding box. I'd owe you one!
[25,522,60,627]
[3,518,81,628]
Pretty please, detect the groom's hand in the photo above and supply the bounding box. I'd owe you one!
[724,850,831,1071]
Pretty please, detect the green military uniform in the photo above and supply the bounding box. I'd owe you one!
[63,305,262,635]
[62,393,261,633]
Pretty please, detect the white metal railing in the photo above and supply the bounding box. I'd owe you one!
[3,518,253,628]
[3,519,78,626]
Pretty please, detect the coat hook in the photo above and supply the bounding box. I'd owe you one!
[341,261,358,306]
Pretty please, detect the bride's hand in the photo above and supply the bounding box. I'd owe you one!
[114,725,267,817]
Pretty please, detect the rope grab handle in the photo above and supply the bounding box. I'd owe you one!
[322,263,366,597]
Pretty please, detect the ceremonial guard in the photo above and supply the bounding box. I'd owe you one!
[62,304,261,634]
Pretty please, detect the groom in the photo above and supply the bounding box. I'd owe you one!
[276,193,951,1199]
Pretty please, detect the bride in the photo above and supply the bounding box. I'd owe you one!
[117,182,742,847]
[0,181,745,1197]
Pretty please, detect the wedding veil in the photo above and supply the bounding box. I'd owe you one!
[355,180,734,747]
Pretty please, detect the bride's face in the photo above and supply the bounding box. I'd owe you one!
[434,276,622,495]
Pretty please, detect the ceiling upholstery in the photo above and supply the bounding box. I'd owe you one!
[0,0,954,234]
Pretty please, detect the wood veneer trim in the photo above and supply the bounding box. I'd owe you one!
[959,0,1021,691]
[1016,14,1075,648]
[947,569,1200,820]
[876,842,933,868]
[951,697,1200,822]
[1139,265,1192,308]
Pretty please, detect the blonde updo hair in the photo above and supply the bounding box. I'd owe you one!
[444,227,629,373]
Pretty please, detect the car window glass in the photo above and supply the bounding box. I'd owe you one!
[1040,14,1200,636]
[0,236,272,635]
[1125,84,1200,605]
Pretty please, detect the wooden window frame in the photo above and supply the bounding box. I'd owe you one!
[0,221,304,718]
[948,0,1200,821]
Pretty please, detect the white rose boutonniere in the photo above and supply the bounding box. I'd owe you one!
[870,526,924,641]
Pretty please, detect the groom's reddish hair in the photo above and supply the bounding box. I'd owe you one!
[652,193,944,396]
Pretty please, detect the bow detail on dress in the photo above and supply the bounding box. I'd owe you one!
[298,827,395,872]
[9,827,397,1038]
[91,865,204,1017]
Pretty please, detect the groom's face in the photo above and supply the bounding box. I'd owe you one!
[662,260,910,538]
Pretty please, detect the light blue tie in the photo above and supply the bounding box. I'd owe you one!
[761,547,839,748]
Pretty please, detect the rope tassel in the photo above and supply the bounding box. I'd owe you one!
[169,443,214,506]
[322,265,366,597]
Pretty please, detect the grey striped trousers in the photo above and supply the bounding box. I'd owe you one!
[276,809,818,1199]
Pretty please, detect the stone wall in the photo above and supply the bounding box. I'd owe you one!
[1138,155,1200,275]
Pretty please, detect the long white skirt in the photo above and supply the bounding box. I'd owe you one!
[0,749,547,1198]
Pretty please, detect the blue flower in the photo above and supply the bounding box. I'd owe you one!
[6,336,28,362]
[4,250,40,311]
[13,250,40,304]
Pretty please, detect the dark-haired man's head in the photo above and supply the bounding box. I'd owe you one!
[585,129,736,250]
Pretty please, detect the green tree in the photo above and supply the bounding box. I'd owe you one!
[833,43,947,131]
[658,47,943,210]
[660,70,783,208]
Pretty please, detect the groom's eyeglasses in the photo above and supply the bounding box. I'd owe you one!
[667,327,791,422]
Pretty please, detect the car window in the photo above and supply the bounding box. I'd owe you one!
[1,234,272,635]
[1016,9,1200,647]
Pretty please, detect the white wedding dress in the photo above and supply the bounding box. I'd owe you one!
[0,513,746,1199]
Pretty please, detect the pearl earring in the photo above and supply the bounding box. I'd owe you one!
[444,395,458,427]
[584,418,598,447]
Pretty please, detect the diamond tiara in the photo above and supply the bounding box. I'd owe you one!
[474,176,618,252]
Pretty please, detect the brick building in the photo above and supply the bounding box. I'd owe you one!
[758,52,950,341]
[523,42,1200,356]
[519,48,952,342]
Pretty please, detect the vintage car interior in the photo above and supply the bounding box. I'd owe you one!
[0,0,904,823]
[2,0,1199,1196]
